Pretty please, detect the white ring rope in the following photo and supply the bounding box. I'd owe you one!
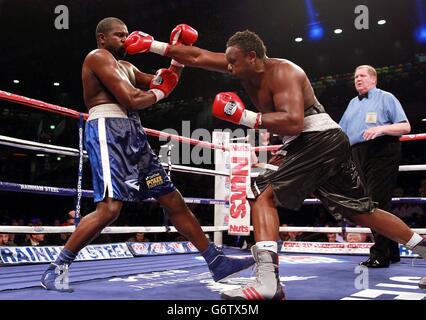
[0,134,88,157]
[161,163,228,177]
[1,134,426,174]
[0,134,228,177]
[0,225,425,235]
[0,225,228,234]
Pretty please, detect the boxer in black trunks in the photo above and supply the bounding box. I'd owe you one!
[126,28,426,299]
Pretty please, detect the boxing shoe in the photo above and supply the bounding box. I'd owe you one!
[221,245,285,300]
[41,263,74,293]
[411,239,426,289]
[419,277,426,289]
[40,248,77,292]
[412,239,426,258]
[359,257,390,268]
[390,257,401,264]
[201,243,255,282]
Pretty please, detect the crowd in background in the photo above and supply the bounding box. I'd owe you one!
[0,59,425,247]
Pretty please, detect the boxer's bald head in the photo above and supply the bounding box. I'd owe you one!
[96,17,125,40]
[95,17,128,59]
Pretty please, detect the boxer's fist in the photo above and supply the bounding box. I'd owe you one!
[170,24,198,45]
[212,92,262,128]
[124,31,169,56]
[149,69,179,102]
[169,24,198,68]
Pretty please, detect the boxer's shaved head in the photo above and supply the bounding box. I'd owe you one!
[96,17,125,39]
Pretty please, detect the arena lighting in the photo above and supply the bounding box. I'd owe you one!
[377,20,387,25]
[308,24,324,40]
[295,37,303,42]
[415,0,426,43]
[334,29,343,34]
[415,25,426,43]
[305,0,324,41]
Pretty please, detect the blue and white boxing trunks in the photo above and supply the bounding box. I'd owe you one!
[85,103,175,203]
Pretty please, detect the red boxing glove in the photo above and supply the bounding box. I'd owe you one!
[124,31,169,56]
[212,92,262,128]
[170,24,198,45]
[169,24,198,68]
[149,69,179,102]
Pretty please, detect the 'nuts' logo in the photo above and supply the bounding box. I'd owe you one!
[224,101,237,116]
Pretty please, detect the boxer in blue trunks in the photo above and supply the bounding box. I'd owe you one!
[41,17,254,292]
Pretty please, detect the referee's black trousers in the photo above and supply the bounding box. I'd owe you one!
[352,136,401,263]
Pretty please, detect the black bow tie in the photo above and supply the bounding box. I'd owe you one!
[358,93,368,101]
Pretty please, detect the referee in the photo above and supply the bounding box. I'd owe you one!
[339,65,411,268]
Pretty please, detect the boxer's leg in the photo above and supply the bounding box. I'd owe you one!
[158,189,255,282]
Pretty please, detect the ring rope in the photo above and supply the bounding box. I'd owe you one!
[0,225,228,234]
[0,181,227,205]
[253,132,426,152]
[0,225,424,235]
[2,90,425,154]
[0,134,88,157]
[1,181,425,206]
[2,134,426,174]
[0,135,230,176]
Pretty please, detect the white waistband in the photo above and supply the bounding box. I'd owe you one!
[303,113,341,132]
[87,104,128,121]
[282,113,341,144]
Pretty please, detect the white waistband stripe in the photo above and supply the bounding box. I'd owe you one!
[88,104,128,120]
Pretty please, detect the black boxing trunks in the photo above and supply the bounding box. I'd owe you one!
[250,110,376,220]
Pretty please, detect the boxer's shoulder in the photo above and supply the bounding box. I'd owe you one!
[84,49,115,65]
[117,60,136,74]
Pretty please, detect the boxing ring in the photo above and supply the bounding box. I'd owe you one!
[1,90,426,300]
[1,250,425,300]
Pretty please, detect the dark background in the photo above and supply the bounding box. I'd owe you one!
[0,0,425,234]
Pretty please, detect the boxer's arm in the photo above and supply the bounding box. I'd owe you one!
[86,50,157,110]
[260,64,305,136]
[166,45,228,73]
[130,64,182,88]
[169,64,183,78]
[132,66,154,89]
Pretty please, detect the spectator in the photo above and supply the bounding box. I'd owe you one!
[345,232,367,243]
[25,233,46,246]
[0,233,16,246]
[127,232,150,242]
[345,226,371,243]
[279,224,303,242]
[325,224,344,243]
[394,203,423,225]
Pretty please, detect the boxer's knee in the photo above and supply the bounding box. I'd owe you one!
[96,198,122,224]
[252,185,275,210]
[158,190,189,215]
